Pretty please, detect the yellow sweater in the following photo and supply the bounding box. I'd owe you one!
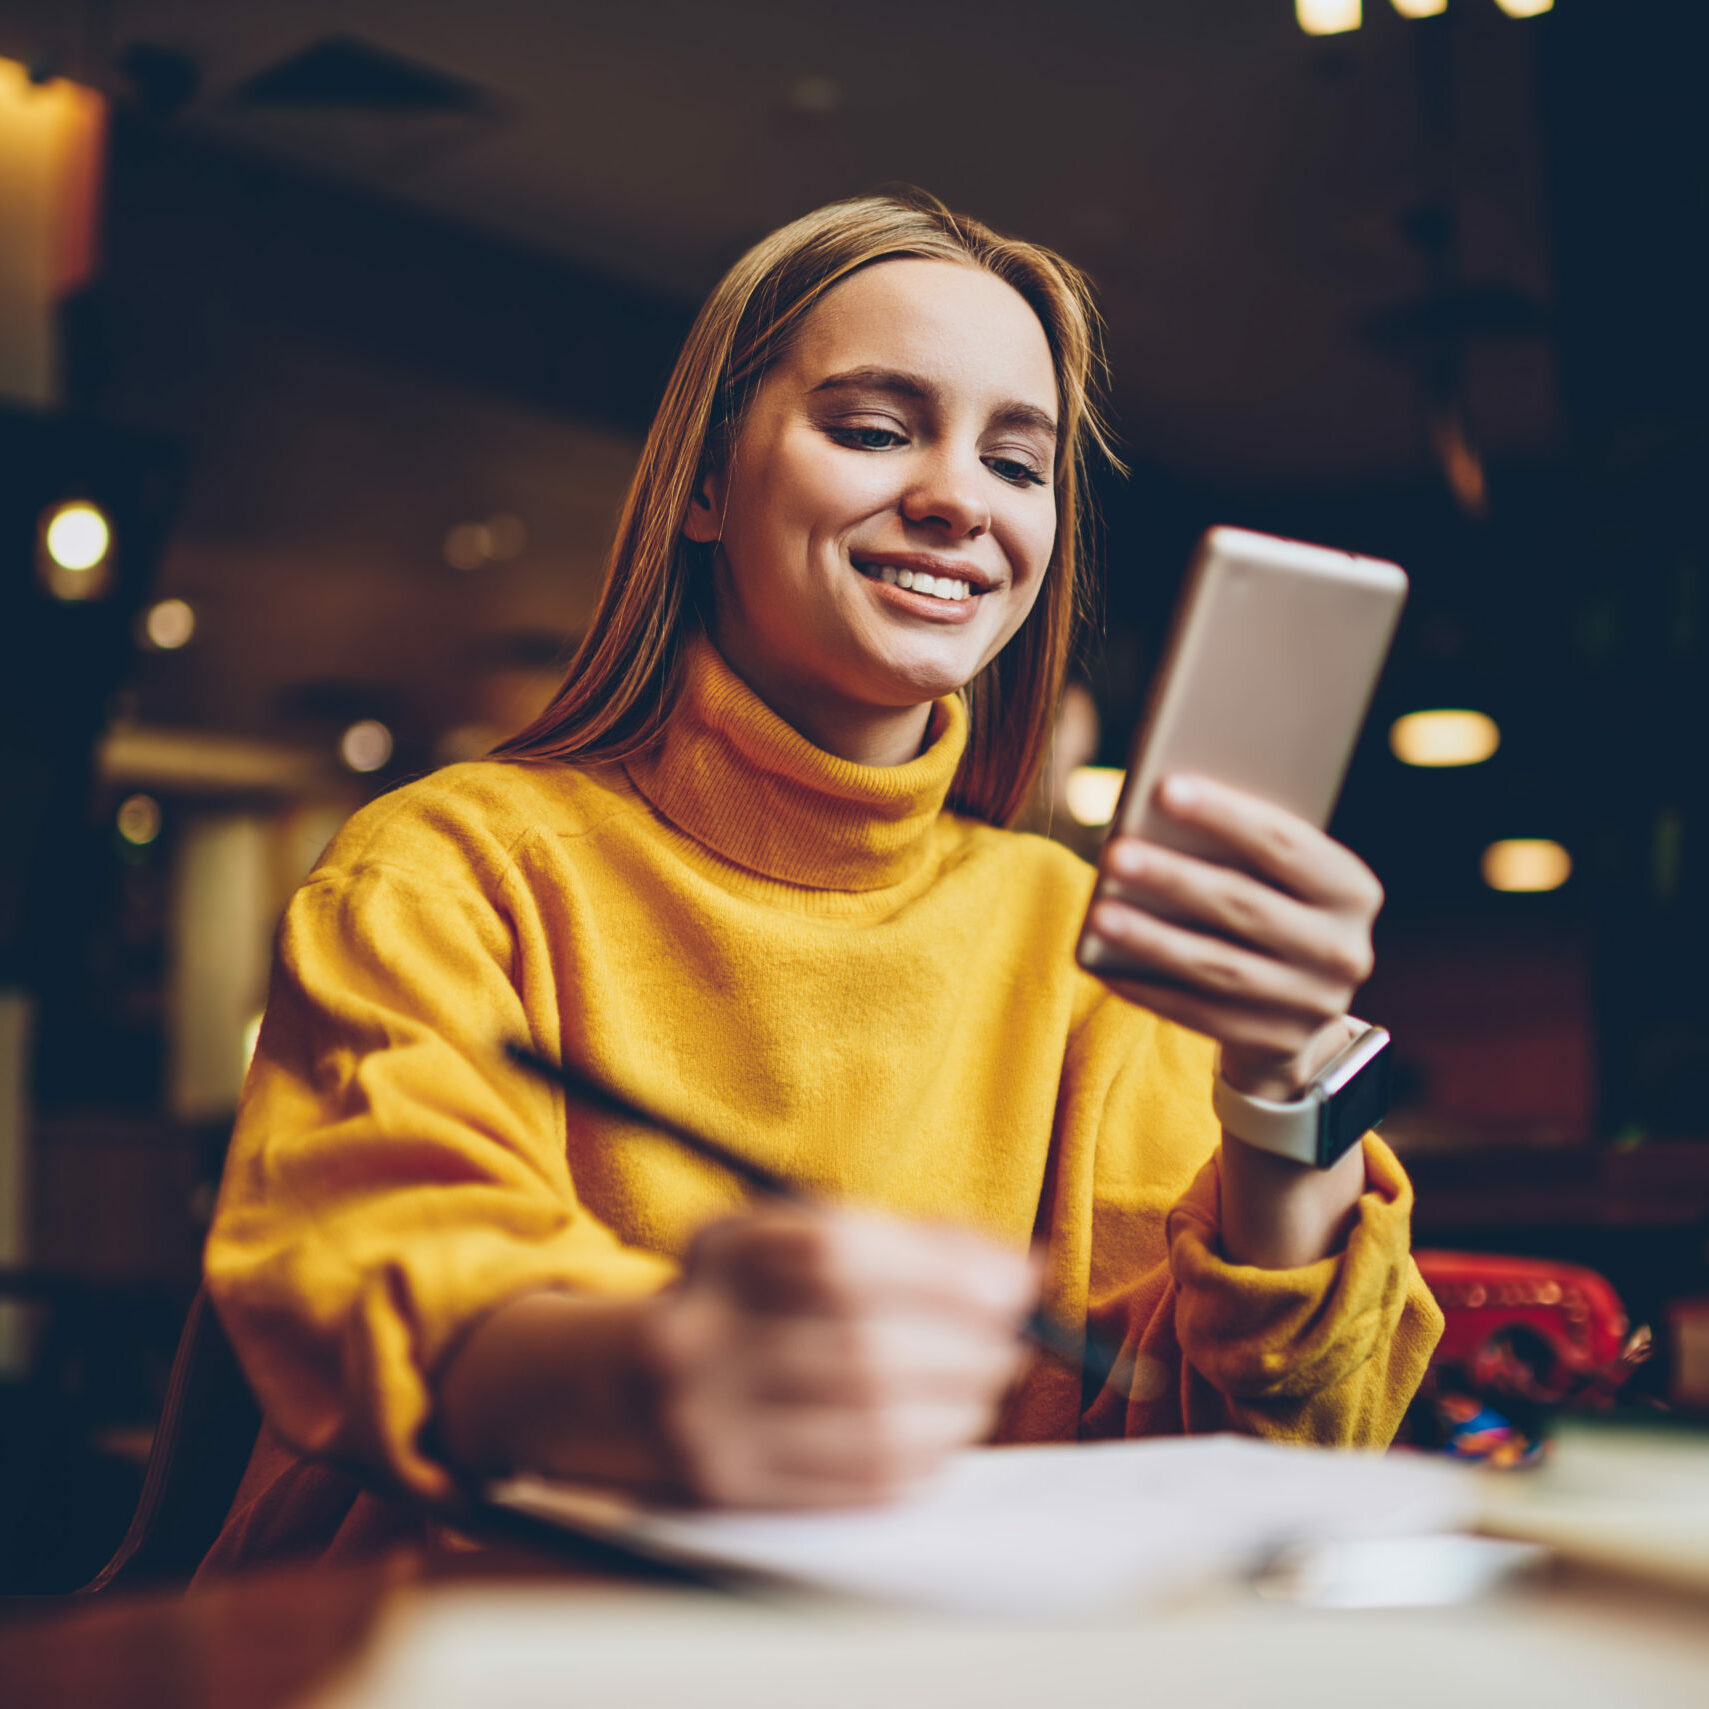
[206,638,1442,1507]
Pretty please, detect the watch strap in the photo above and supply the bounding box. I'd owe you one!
[1212,1023,1391,1169]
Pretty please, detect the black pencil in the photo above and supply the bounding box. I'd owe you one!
[504,1041,1133,1392]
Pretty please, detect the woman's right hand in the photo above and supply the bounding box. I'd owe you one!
[643,1206,1037,1507]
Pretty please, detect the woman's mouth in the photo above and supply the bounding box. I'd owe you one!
[855,563,977,603]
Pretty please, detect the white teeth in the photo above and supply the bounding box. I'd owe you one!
[864,564,974,602]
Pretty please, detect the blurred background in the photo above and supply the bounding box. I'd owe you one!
[0,0,1704,1590]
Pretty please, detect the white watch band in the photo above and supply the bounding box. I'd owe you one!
[1212,1023,1391,1168]
[1212,1071,1323,1165]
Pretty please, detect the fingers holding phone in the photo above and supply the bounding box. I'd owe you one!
[1089,773,1380,1098]
[1075,527,1405,1100]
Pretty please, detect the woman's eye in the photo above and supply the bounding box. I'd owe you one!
[986,456,1048,488]
[829,425,906,451]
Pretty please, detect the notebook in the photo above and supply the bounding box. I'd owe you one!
[488,1434,1475,1616]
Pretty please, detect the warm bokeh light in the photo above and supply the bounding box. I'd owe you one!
[115,793,162,846]
[1389,710,1501,768]
[1065,766,1125,828]
[1493,0,1553,16]
[1297,0,1361,34]
[43,500,110,571]
[1391,0,1446,16]
[443,513,528,571]
[241,1011,265,1075]
[1483,839,1572,893]
[144,597,197,650]
[0,60,107,405]
[340,719,394,773]
[443,521,492,571]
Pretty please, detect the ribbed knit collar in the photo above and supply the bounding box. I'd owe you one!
[625,636,967,892]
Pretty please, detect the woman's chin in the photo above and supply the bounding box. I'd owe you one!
[840,612,999,693]
[854,643,985,708]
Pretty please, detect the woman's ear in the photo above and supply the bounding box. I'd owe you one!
[682,466,725,545]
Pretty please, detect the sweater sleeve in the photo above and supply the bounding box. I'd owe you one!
[1003,993,1441,1449]
[203,829,675,1502]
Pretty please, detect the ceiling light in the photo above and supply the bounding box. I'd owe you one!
[340,720,393,773]
[1297,0,1361,34]
[144,597,196,649]
[1391,0,1446,15]
[1389,710,1500,767]
[39,500,115,599]
[116,793,162,846]
[1066,766,1125,828]
[1482,839,1571,893]
[1493,0,1552,16]
[45,502,110,570]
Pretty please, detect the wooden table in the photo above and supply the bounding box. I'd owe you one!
[0,1537,593,1709]
[4,1538,1708,1709]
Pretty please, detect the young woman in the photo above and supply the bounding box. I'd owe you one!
[201,193,1440,1569]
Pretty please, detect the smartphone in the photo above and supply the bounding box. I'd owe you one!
[1076,526,1408,978]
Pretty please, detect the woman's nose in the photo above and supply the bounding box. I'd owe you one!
[899,448,990,538]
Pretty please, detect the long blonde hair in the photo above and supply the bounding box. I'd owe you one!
[496,190,1117,826]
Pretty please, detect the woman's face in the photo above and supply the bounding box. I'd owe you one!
[689,258,1060,751]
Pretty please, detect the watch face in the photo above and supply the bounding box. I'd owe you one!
[1317,1041,1392,1167]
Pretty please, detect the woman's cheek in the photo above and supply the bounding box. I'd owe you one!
[1009,510,1057,597]
[791,436,892,507]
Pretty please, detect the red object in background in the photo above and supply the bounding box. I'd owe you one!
[1415,1249,1648,1408]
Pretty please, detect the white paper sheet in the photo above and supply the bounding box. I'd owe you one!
[490,1434,1475,1616]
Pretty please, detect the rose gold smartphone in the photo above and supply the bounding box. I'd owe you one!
[1076,526,1408,978]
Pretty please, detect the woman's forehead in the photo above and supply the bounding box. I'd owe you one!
[786,258,1057,412]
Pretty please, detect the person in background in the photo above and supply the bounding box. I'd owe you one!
[200,192,1441,1571]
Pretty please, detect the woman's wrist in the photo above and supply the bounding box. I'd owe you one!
[434,1288,677,1492]
[1216,1124,1367,1270]
[1219,1013,1361,1104]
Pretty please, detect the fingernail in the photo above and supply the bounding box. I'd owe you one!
[1161,776,1198,811]
[1108,841,1146,879]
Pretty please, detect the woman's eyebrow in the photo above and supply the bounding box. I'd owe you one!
[988,400,1060,442]
[810,365,932,402]
[810,367,1058,439]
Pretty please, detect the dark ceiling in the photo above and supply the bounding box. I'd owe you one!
[5,0,1562,477]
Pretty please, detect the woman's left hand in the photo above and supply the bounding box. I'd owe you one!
[1087,774,1383,1102]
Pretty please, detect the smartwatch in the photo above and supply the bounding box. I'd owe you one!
[1211,1023,1392,1170]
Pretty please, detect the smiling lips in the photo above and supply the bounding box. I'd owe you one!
[854,558,989,605]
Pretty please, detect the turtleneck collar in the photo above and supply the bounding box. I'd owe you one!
[624,635,968,892]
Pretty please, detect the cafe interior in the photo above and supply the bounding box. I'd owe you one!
[1,0,1707,1702]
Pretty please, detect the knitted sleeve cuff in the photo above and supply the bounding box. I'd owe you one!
[1165,1132,1427,1402]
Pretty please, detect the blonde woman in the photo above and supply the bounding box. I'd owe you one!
[202,193,1440,1570]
